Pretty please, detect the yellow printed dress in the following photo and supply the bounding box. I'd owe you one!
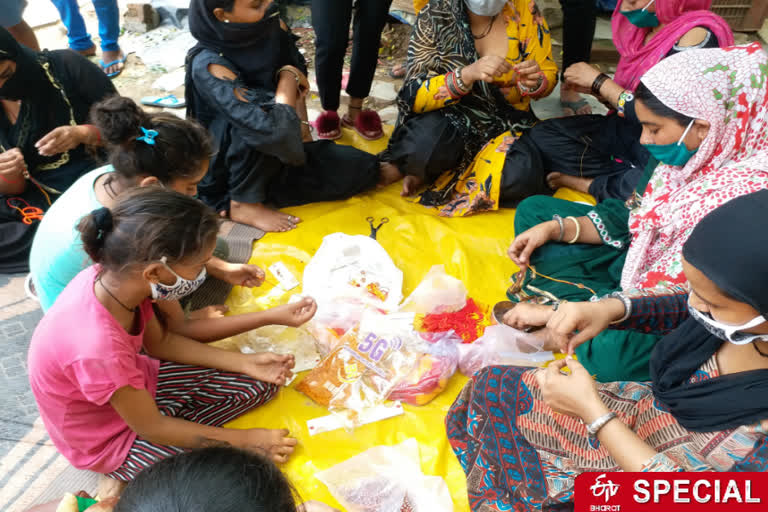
[382,0,557,216]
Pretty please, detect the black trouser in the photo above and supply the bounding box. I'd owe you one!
[311,0,393,111]
[559,0,597,78]
[385,111,550,208]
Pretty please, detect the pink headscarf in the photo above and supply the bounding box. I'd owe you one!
[622,43,768,290]
[612,0,734,91]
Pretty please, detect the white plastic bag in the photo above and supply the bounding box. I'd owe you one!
[459,324,552,377]
[303,233,404,314]
[399,265,467,314]
[316,438,454,512]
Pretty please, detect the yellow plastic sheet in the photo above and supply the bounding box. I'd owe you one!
[224,137,594,510]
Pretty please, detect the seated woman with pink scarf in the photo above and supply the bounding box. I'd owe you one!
[505,0,733,202]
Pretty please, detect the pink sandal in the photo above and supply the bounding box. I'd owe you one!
[314,110,342,140]
[342,107,384,141]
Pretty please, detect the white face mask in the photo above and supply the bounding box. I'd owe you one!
[687,300,768,345]
[465,0,507,16]
[150,256,207,301]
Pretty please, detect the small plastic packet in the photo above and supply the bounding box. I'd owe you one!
[296,310,421,420]
[316,438,454,512]
[458,324,552,377]
[399,265,467,314]
[389,331,461,406]
[229,325,322,383]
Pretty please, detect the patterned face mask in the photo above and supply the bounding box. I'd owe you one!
[464,0,508,16]
[687,300,768,345]
[150,256,207,301]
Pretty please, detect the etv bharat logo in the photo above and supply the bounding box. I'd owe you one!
[591,474,620,502]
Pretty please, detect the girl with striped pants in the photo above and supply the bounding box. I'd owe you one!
[27,187,317,484]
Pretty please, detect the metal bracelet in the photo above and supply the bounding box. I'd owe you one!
[608,291,632,324]
[586,411,617,438]
[455,67,470,93]
[553,214,565,242]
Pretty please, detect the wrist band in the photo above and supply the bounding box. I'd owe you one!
[276,66,302,91]
[455,67,470,93]
[553,214,565,242]
[591,72,609,97]
[520,72,546,97]
[84,124,101,145]
[565,216,581,244]
[607,291,632,324]
[616,90,634,118]
[586,411,617,439]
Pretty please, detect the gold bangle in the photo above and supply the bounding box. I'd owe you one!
[276,66,302,89]
[566,216,581,244]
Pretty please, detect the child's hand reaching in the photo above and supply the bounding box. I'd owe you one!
[240,352,295,385]
[270,297,318,327]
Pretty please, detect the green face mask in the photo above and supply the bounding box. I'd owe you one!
[643,120,699,167]
[620,0,660,28]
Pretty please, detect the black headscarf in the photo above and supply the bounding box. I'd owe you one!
[651,190,768,432]
[187,0,305,88]
[0,28,50,101]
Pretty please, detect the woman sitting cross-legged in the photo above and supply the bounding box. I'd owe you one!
[379,0,558,217]
[448,189,768,512]
[28,188,315,488]
[0,27,115,273]
[503,44,768,382]
[185,0,395,233]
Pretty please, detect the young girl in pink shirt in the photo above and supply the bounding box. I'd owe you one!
[28,187,316,483]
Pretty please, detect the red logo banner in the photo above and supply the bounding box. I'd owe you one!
[575,472,767,512]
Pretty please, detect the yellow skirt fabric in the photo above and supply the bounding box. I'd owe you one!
[223,125,593,510]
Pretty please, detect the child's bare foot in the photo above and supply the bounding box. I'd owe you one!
[378,161,403,188]
[97,474,127,499]
[230,201,300,232]
[401,175,424,196]
[189,304,229,320]
[546,172,593,194]
[74,45,97,57]
[241,428,298,464]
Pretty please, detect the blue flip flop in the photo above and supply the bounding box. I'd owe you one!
[100,56,128,78]
[140,95,186,109]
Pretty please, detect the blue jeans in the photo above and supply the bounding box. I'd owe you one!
[50,0,120,52]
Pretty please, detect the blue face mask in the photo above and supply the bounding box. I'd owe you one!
[620,0,659,28]
[643,120,699,167]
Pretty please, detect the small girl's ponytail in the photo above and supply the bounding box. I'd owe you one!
[78,207,114,264]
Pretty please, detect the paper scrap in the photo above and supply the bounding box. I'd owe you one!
[307,402,404,436]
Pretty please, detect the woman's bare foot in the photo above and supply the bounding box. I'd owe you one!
[73,45,97,57]
[346,97,364,122]
[401,175,424,197]
[378,161,403,188]
[101,49,125,76]
[241,428,298,464]
[547,172,594,194]
[188,304,229,320]
[96,474,127,499]
[230,201,300,232]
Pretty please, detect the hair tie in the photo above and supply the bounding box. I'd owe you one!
[136,127,159,145]
[92,207,114,241]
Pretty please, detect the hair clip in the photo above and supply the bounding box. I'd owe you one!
[136,127,159,145]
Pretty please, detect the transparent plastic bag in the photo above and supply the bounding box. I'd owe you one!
[458,324,552,377]
[389,331,461,406]
[229,325,321,379]
[316,438,454,512]
[296,311,421,419]
[399,265,467,315]
[304,298,369,356]
[303,233,404,314]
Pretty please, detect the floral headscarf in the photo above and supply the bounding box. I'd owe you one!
[622,43,768,290]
